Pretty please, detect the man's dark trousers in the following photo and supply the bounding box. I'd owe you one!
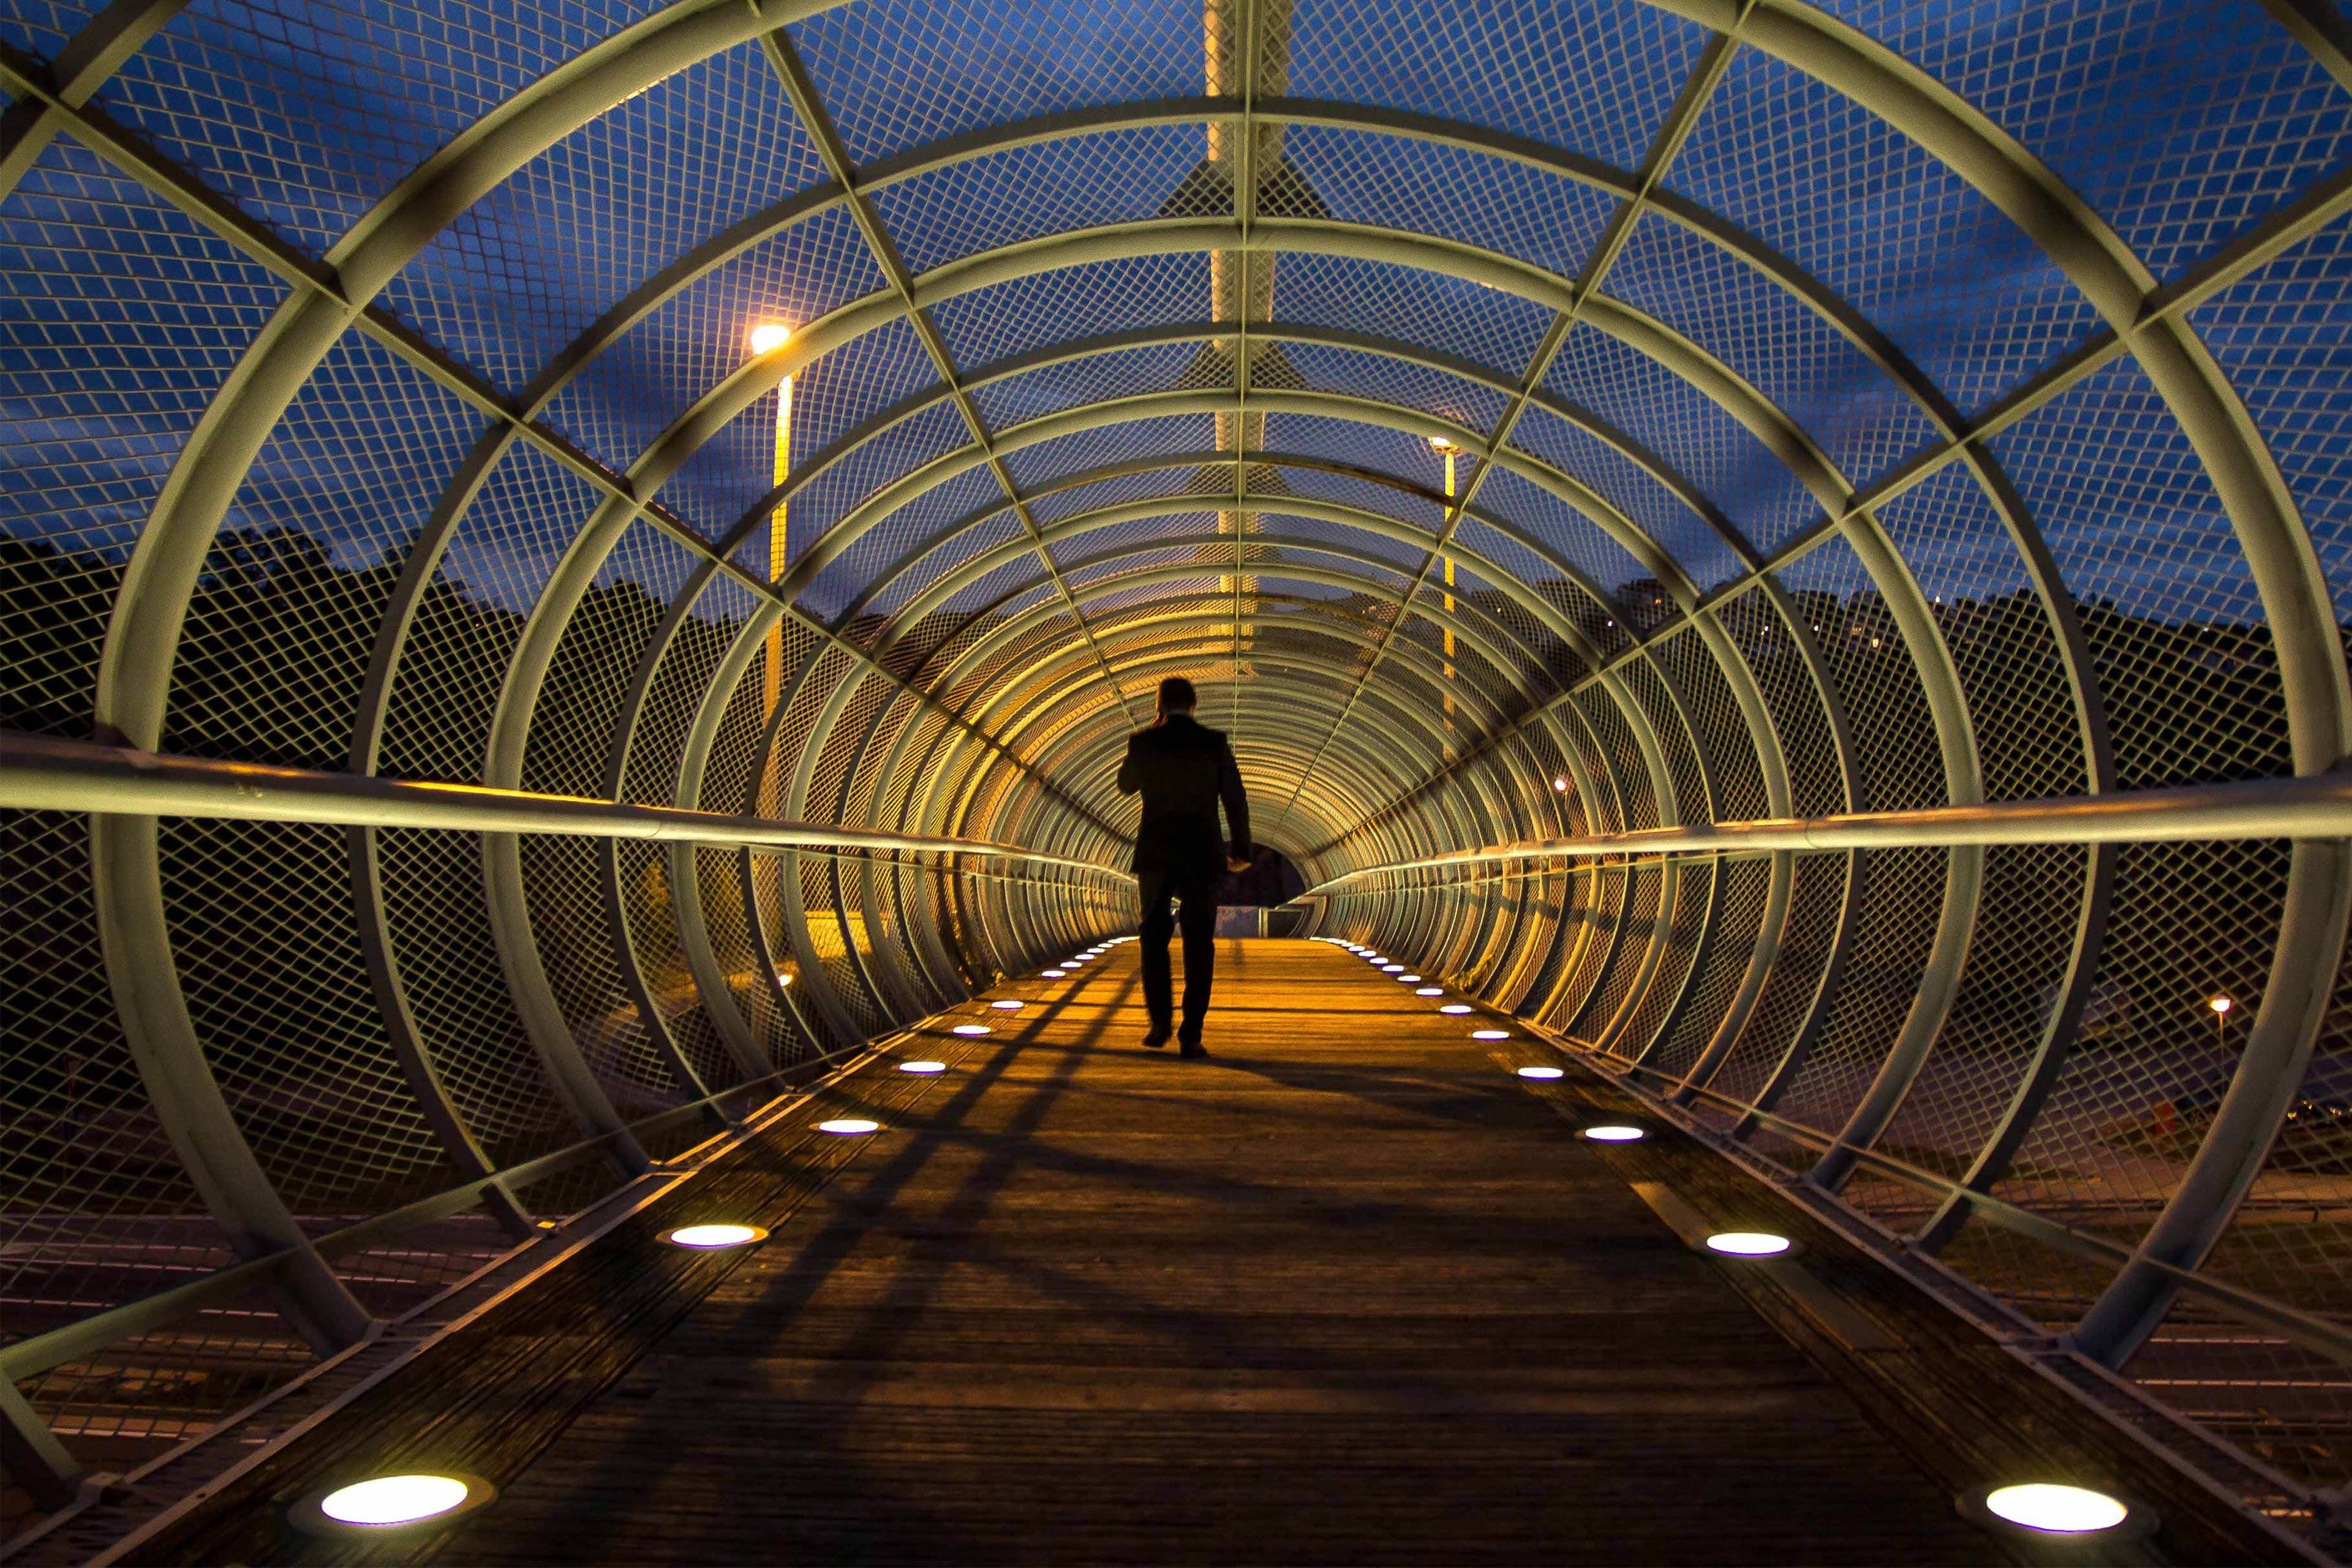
[1137,868,1218,1035]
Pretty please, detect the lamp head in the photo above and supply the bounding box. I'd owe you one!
[748,322,791,355]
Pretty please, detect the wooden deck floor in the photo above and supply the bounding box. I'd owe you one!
[436,937,1994,1566]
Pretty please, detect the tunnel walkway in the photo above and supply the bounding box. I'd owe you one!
[413,938,1988,1566]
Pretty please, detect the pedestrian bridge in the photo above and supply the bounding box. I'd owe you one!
[4,0,2352,1560]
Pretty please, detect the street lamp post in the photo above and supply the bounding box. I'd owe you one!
[748,322,793,724]
[1429,437,1457,729]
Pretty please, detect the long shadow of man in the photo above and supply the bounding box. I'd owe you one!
[1115,675,1251,1058]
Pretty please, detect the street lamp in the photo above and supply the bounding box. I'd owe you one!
[2211,993,2233,1056]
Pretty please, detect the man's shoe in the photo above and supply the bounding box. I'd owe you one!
[1178,1035,1208,1059]
[1142,1023,1172,1049]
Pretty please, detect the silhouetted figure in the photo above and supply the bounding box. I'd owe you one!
[1116,676,1250,1057]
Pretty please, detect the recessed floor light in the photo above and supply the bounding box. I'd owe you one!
[1439,1004,1473,1014]
[990,999,1023,1011]
[1381,963,1405,972]
[1415,987,1444,997]
[1399,974,1422,982]
[899,1061,947,1074]
[1042,968,1067,978]
[1975,1485,2145,1532]
[292,1472,496,1537]
[1704,1231,1792,1257]
[817,1118,880,1135]
[1471,1029,1510,1040]
[1515,1066,1564,1079]
[659,1223,767,1249]
[951,1023,992,1036]
[1583,1124,1645,1142]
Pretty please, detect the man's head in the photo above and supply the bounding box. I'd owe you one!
[1156,676,1197,717]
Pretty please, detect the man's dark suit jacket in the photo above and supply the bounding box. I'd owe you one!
[1115,714,1251,883]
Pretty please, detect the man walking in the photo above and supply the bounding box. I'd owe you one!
[1115,676,1251,1057]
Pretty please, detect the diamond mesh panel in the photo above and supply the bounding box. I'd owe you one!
[2,813,238,1343]
[1822,0,2352,283]
[1703,850,1849,1107]
[0,140,287,737]
[1772,844,1950,1144]
[1667,44,2101,418]
[382,39,828,393]
[1868,843,2087,1192]
[173,331,482,769]
[159,818,453,1212]
[1992,358,2292,789]
[1645,854,1771,1080]
[1997,840,2291,1250]
[1780,532,1946,812]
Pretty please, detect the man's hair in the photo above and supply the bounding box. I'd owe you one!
[1157,676,1197,713]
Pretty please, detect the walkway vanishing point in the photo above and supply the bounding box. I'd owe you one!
[85,939,2295,1567]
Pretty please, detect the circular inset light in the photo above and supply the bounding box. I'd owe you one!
[1381,963,1405,972]
[817,1118,880,1135]
[1042,968,1068,978]
[899,1060,947,1074]
[296,1476,494,1532]
[1471,1029,1510,1041]
[1439,1004,1474,1015]
[1705,1231,1793,1257]
[1514,1066,1564,1080]
[951,1023,992,1036]
[1398,974,1422,983]
[991,1000,1024,1011]
[1415,987,1444,997]
[1979,1483,2133,1536]
[1583,1124,1645,1142]
[661,1223,766,1249]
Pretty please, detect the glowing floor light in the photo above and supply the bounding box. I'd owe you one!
[1704,1231,1792,1257]
[951,1023,992,1036]
[1583,1124,1645,1142]
[1399,974,1422,982]
[1415,987,1444,997]
[1439,1004,1473,1014]
[1381,963,1405,973]
[1981,1483,2131,1534]
[1471,1028,1510,1041]
[991,1000,1024,1011]
[298,1476,496,1532]
[322,1476,470,1526]
[1042,968,1068,978]
[661,1223,766,1249]
[818,1118,880,1135]
[899,1061,947,1074]
[1514,1066,1564,1079]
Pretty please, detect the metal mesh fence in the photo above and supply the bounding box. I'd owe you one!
[7,0,2352,1541]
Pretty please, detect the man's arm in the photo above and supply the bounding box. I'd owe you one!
[1115,733,1144,796]
[1217,736,1251,864]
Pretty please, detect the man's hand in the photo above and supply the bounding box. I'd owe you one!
[1227,855,1253,873]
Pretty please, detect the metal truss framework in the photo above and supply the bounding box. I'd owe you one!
[5,0,2352,1542]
